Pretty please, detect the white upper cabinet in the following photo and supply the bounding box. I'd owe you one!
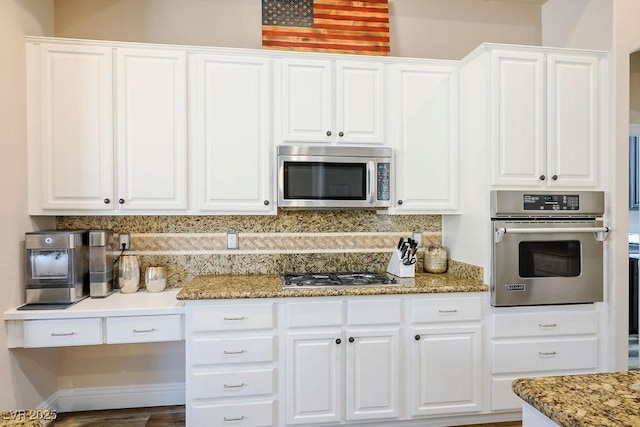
[388,63,459,213]
[28,42,188,214]
[279,58,385,145]
[115,48,188,211]
[489,49,602,188]
[189,54,275,214]
[29,43,114,213]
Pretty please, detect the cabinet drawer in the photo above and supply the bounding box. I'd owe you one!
[106,315,182,344]
[411,295,482,323]
[492,309,598,338]
[191,336,274,366]
[191,369,274,399]
[348,299,401,325]
[287,300,343,327]
[191,303,274,332]
[492,338,598,374]
[23,318,102,348]
[491,377,523,411]
[191,401,274,427]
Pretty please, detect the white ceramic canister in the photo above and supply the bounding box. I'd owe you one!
[118,255,140,293]
[424,244,448,274]
[145,266,167,293]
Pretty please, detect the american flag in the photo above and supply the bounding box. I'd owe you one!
[262,0,390,56]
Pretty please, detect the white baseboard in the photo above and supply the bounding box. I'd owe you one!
[43,382,185,413]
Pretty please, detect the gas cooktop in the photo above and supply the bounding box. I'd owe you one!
[280,272,402,289]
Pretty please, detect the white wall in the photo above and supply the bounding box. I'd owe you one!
[53,0,542,60]
[542,0,612,50]
[0,0,57,410]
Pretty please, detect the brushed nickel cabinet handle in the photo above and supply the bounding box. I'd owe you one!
[538,351,557,356]
[51,332,75,337]
[223,316,245,321]
[538,323,558,328]
[223,350,246,355]
[133,328,157,333]
[223,383,246,389]
[438,309,458,314]
[224,416,245,422]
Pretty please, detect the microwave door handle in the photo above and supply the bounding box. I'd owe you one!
[494,226,611,244]
[367,161,374,203]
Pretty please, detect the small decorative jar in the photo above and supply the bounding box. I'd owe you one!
[424,244,448,274]
[145,266,167,293]
[118,255,140,293]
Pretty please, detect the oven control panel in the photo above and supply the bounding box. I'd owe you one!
[523,194,579,211]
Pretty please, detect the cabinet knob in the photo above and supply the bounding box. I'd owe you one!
[326,131,332,136]
[397,200,403,205]
[415,335,421,341]
[118,198,125,204]
[264,200,270,206]
[338,131,344,137]
[335,338,341,345]
[348,337,355,343]
[103,198,111,204]
[552,175,558,181]
[539,175,546,181]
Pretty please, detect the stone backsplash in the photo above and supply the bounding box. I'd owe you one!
[57,210,483,287]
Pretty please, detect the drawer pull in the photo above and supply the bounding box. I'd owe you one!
[223,350,246,355]
[51,332,76,337]
[223,316,246,321]
[438,309,458,314]
[538,323,558,328]
[538,351,557,356]
[224,416,245,422]
[133,328,157,333]
[223,383,246,389]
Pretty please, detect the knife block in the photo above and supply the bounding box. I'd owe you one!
[386,249,415,278]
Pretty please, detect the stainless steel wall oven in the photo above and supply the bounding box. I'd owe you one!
[491,191,609,307]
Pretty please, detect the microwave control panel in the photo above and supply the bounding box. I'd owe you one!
[377,163,390,201]
[523,194,580,211]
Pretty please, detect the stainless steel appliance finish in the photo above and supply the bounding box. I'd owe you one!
[491,191,608,307]
[280,272,399,289]
[88,230,114,298]
[25,230,89,304]
[277,145,392,209]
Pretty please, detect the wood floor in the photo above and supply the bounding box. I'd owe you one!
[51,405,521,427]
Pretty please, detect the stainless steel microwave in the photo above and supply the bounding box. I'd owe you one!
[277,145,392,209]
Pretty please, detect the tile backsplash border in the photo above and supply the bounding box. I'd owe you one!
[57,211,483,287]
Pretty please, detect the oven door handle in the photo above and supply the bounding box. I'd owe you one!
[494,226,611,243]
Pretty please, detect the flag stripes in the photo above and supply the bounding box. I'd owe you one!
[262,0,390,56]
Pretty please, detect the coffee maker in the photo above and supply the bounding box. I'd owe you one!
[88,229,114,298]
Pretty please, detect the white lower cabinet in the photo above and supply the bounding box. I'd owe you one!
[489,304,601,412]
[285,299,401,425]
[186,301,277,427]
[185,294,485,427]
[408,295,483,417]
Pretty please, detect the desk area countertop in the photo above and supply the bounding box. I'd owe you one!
[176,272,488,300]
[512,371,640,426]
[3,288,184,321]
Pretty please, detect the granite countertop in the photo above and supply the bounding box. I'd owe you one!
[176,272,488,300]
[512,371,640,426]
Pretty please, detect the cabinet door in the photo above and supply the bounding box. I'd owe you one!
[281,58,333,143]
[410,325,482,416]
[115,48,188,211]
[390,64,459,212]
[546,54,600,187]
[346,328,400,421]
[490,51,546,187]
[286,330,343,425]
[32,43,114,212]
[190,55,274,214]
[336,61,385,145]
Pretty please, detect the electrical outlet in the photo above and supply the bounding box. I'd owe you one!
[118,233,130,250]
[412,231,423,248]
[226,232,238,250]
